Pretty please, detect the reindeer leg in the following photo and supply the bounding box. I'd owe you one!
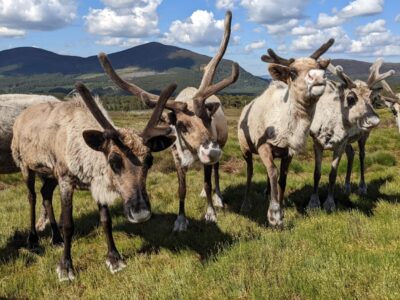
[213,162,224,208]
[36,176,49,232]
[344,143,355,195]
[23,169,39,250]
[358,134,368,195]
[56,178,75,282]
[41,177,63,246]
[308,142,323,210]
[278,154,292,214]
[324,145,345,212]
[258,144,282,227]
[204,164,217,222]
[172,149,189,232]
[240,151,253,212]
[98,204,126,274]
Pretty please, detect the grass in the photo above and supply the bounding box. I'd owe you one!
[1,108,400,299]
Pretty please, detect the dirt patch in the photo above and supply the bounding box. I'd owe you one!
[221,157,245,174]
[0,182,10,191]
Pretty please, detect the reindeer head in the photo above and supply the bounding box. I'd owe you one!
[380,80,400,133]
[76,83,176,224]
[262,39,334,103]
[98,11,239,167]
[328,59,395,132]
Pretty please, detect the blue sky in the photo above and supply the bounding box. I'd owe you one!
[0,0,399,75]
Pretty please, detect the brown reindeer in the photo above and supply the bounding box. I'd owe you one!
[12,82,177,281]
[238,39,334,227]
[98,11,239,231]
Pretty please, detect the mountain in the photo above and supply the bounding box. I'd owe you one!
[0,42,268,95]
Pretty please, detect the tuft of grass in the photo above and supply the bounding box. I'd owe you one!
[1,108,400,299]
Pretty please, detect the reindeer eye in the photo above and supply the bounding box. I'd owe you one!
[347,94,357,107]
[109,152,123,174]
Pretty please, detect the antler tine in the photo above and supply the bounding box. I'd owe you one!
[310,38,335,60]
[195,11,238,102]
[381,80,400,104]
[367,58,395,88]
[98,52,186,111]
[266,49,294,66]
[141,83,177,141]
[328,63,356,89]
[75,82,117,132]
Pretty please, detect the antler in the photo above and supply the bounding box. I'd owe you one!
[141,83,177,142]
[98,52,186,111]
[310,38,335,60]
[367,58,395,88]
[75,82,117,132]
[193,10,240,110]
[327,63,356,89]
[381,80,400,104]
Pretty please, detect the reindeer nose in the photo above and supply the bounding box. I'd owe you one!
[308,69,326,84]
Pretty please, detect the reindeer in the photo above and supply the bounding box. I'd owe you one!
[307,59,394,211]
[380,80,400,133]
[97,11,239,232]
[238,39,334,227]
[0,94,60,174]
[12,82,177,281]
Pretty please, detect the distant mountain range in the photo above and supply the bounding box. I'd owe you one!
[0,43,399,96]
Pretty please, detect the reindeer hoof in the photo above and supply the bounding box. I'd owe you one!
[213,194,224,208]
[173,215,189,232]
[268,203,283,228]
[307,194,321,210]
[27,232,39,250]
[106,253,126,274]
[56,261,75,282]
[344,183,351,195]
[204,207,217,223]
[358,183,367,195]
[323,196,336,213]
[199,188,206,198]
[36,216,49,232]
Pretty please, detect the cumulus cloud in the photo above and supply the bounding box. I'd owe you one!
[316,13,345,28]
[356,19,386,35]
[0,26,25,37]
[375,45,400,56]
[216,0,236,10]
[85,0,161,39]
[0,0,76,37]
[161,10,226,47]
[266,19,298,35]
[244,40,266,53]
[240,0,308,25]
[291,25,317,36]
[339,0,383,18]
[96,37,144,47]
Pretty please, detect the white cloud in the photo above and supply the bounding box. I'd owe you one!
[317,13,345,28]
[395,14,400,23]
[0,0,76,32]
[0,27,25,38]
[244,40,266,53]
[216,0,236,10]
[339,0,383,18]
[233,35,241,45]
[265,19,298,35]
[240,0,308,24]
[85,0,161,39]
[291,25,317,36]
[162,10,225,47]
[375,45,400,56]
[356,19,386,35]
[96,37,143,47]
[233,23,241,31]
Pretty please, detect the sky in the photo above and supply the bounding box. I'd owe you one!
[0,0,399,75]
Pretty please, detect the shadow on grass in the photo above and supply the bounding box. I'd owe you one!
[0,203,233,266]
[223,175,400,225]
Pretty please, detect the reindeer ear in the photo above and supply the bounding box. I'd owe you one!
[146,135,176,152]
[83,130,106,152]
[205,102,220,117]
[268,64,292,83]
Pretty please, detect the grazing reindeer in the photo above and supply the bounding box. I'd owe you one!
[98,11,239,232]
[0,95,59,173]
[307,59,394,211]
[380,80,400,133]
[12,82,177,281]
[238,39,334,227]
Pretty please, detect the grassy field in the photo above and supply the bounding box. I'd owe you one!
[1,108,400,299]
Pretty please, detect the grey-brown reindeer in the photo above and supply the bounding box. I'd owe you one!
[12,82,178,281]
[238,39,335,227]
[380,79,400,133]
[307,59,395,211]
[97,11,239,232]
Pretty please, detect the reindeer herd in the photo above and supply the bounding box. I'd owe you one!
[1,11,400,281]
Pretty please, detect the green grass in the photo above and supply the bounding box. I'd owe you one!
[1,108,400,299]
